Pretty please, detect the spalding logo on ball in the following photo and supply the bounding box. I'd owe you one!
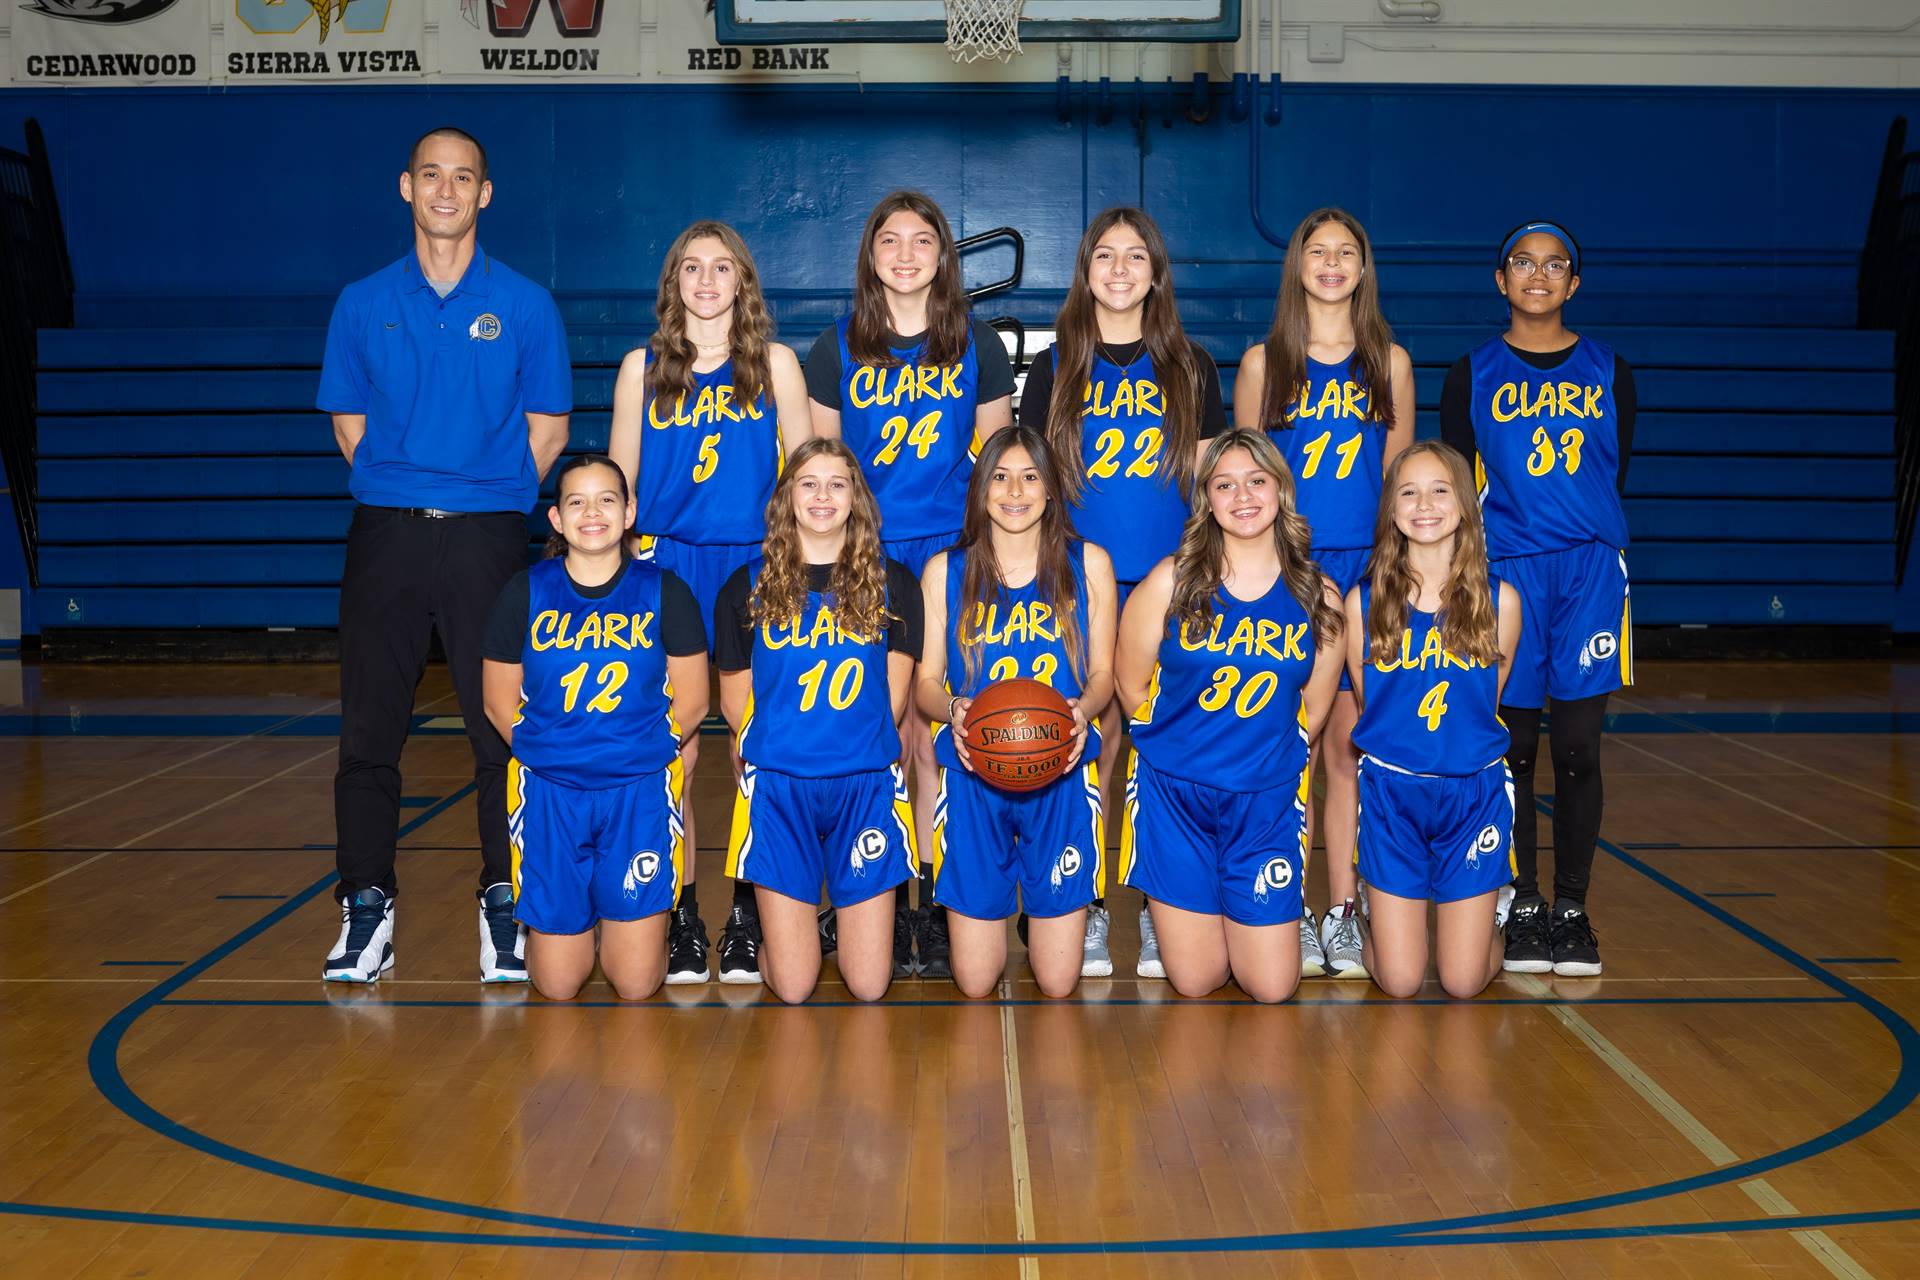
[960,677,1076,793]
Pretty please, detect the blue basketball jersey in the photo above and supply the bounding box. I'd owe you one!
[1351,579,1510,776]
[834,316,981,540]
[1467,336,1629,557]
[635,359,779,545]
[1071,346,1187,584]
[1266,354,1388,552]
[935,542,1098,770]
[512,558,681,789]
[1129,577,1318,792]
[738,558,901,778]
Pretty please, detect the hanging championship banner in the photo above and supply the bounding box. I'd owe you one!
[224,0,425,81]
[436,0,638,79]
[11,1,209,86]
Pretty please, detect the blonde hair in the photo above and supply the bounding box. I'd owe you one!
[749,438,893,641]
[649,220,773,408]
[1365,440,1500,666]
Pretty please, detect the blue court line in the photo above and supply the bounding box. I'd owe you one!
[398,796,436,808]
[101,960,185,968]
[214,894,290,901]
[155,995,1849,1012]
[1816,957,1900,964]
[66,793,1920,1256]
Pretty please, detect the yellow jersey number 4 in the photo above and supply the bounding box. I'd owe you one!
[873,411,942,466]
[1417,680,1449,731]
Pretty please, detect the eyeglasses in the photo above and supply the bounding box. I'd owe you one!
[1506,256,1572,280]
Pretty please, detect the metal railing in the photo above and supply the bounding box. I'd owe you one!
[0,118,74,586]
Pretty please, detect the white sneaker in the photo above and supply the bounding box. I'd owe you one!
[1081,904,1114,978]
[1135,904,1165,979]
[324,887,395,983]
[1299,907,1327,978]
[479,882,528,983]
[1321,898,1368,979]
[1495,884,1516,932]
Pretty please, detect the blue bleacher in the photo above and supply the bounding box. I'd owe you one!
[33,288,1896,631]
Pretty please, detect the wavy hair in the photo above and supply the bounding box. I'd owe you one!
[847,191,971,369]
[1366,440,1500,666]
[749,438,892,641]
[1169,430,1341,648]
[1043,207,1203,500]
[649,220,773,409]
[952,427,1086,688]
[543,454,628,560]
[1255,207,1396,434]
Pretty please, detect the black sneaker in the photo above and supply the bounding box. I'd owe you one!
[915,904,951,979]
[891,904,917,978]
[819,906,839,957]
[1502,900,1553,974]
[1549,904,1603,977]
[718,903,762,985]
[665,905,710,985]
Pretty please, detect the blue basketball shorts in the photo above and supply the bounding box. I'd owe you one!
[638,535,760,651]
[931,761,1104,921]
[1495,541,1633,709]
[508,758,685,935]
[1356,756,1515,904]
[1314,546,1370,693]
[725,762,918,908]
[883,531,958,582]
[1119,752,1308,926]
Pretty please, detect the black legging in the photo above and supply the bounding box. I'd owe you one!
[1501,692,1609,908]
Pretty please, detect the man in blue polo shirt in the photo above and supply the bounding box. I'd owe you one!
[317,126,571,984]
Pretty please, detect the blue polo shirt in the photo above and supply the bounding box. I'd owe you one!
[317,246,572,512]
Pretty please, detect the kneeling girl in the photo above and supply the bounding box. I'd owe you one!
[715,438,924,1003]
[916,426,1117,999]
[481,454,711,1001]
[1345,440,1521,999]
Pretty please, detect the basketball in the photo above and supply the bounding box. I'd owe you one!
[961,678,1077,793]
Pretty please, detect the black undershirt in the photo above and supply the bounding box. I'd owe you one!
[1438,340,1637,494]
[804,317,1017,410]
[712,559,924,673]
[1016,340,1228,438]
[482,557,707,663]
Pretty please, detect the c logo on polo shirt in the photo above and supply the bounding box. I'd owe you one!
[469,313,503,341]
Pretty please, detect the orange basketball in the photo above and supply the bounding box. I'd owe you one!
[961,678,1077,794]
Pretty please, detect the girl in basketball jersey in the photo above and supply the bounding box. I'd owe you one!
[479,455,711,1002]
[1114,430,1345,1002]
[915,427,1118,999]
[1345,441,1521,999]
[1439,221,1635,978]
[1017,207,1226,981]
[1234,208,1413,982]
[610,220,814,989]
[714,438,924,1004]
[805,191,1016,978]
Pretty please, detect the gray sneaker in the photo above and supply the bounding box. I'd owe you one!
[1135,904,1165,979]
[1081,904,1114,977]
[1321,898,1368,979]
[1299,907,1327,978]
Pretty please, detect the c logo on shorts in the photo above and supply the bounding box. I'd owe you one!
[848,827,888,875]
[1474,825,1502,854]
[623,850,661,895]
[1050,844,1083,890]
[1586,631,1618,662]
[1252,855,1294,901]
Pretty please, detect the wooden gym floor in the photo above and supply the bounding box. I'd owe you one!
[1,657,1918,1278]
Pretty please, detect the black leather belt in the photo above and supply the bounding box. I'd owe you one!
[400,507,497,519]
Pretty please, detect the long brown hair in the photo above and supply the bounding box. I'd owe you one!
[649,220,774,409]
[1043,207,1203,499]
[1169,430,1342,648]
[748,438,892,641]
[846,191,971,368]
[952,427,1086,687]
[1255,207,1396,433]
[543,454,629,559]
[1366,440,1500,666]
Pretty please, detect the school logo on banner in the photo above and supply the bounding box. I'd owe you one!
[443,0,633,77]
[227,0,425,79]
[13,0,206,82]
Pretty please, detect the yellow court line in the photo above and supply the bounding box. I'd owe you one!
[1508,975,1875,1277]
[999,976,1040,1280]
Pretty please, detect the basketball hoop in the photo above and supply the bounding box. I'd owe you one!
[944,0,1025,63]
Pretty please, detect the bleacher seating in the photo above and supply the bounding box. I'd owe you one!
[33,285,1895,631]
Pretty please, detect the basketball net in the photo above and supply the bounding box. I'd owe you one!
[944,0,1025,63]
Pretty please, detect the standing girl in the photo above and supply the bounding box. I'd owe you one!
[805,190,1016,978]
[915,427,1118,999]
[610,220,813,988]
[714,438,924,1004]
[1114,430,1345,1003]
[1234,208,1414,982]
[1018,207,1226,980]
[1439,220,1635,978]
[480,455,711,1001]
[1345,441,1521,998]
